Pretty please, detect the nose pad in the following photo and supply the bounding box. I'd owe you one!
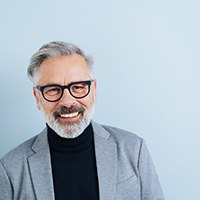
[58,88,76,107]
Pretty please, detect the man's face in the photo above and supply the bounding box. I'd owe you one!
[33,54,96,138]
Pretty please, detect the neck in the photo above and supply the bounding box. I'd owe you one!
[47,123,94,153]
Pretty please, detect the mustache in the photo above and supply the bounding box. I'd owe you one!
[53,105,85,118]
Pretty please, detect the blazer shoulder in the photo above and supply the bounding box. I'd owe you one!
[101,124,143,147]
[0,130,45,166]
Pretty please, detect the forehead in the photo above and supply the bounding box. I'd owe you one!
[37,54,91,85]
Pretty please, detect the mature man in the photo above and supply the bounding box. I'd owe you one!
[0,41,164,200]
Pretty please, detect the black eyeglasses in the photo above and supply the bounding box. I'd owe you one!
[36,80,94,102]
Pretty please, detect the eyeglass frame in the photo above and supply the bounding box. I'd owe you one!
[35,79,94,102]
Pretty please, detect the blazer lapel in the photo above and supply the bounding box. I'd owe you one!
[92,121,117,200]
[28,129,55,200]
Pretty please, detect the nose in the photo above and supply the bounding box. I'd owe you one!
[58,88,76,107]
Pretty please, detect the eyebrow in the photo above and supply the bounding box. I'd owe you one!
[37,83,61,87]
[38,80,91,87]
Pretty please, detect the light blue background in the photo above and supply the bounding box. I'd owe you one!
[0,0,199,199]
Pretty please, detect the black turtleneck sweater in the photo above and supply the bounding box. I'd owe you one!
[47,123,99,200]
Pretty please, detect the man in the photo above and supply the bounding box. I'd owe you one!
[0,41,164,200]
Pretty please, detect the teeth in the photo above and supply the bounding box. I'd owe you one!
[60,112,79,118]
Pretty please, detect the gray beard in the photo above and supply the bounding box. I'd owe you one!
[42,105,95,138]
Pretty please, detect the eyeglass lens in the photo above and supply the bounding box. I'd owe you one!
[43,82,90,101]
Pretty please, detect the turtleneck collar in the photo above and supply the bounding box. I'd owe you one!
[47,123,94,153]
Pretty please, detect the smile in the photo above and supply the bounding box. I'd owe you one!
[59,112,79,118]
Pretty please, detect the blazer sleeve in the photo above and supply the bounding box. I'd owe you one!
[138,140,165,200]
[0,161,13,200]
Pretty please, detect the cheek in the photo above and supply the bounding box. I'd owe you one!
[78,95,96,108]
[40,101,58,114]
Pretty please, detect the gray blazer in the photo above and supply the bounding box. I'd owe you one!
[0,121,164,200]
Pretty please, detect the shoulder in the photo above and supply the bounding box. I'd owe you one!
[0,129,46,167]
[92,121,144,154]
[102,124,142,140]
[102,124,143,146]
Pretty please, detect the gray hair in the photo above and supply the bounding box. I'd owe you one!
[27,41,93,84]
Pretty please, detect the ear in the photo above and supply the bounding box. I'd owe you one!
[93,79,97,103]
[33,87,41,110]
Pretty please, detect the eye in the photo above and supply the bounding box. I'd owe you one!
[72,85,85,90]
[44,86,62,96]
[71,83,88,93]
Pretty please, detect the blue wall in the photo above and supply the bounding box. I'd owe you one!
[0,1,199,199]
